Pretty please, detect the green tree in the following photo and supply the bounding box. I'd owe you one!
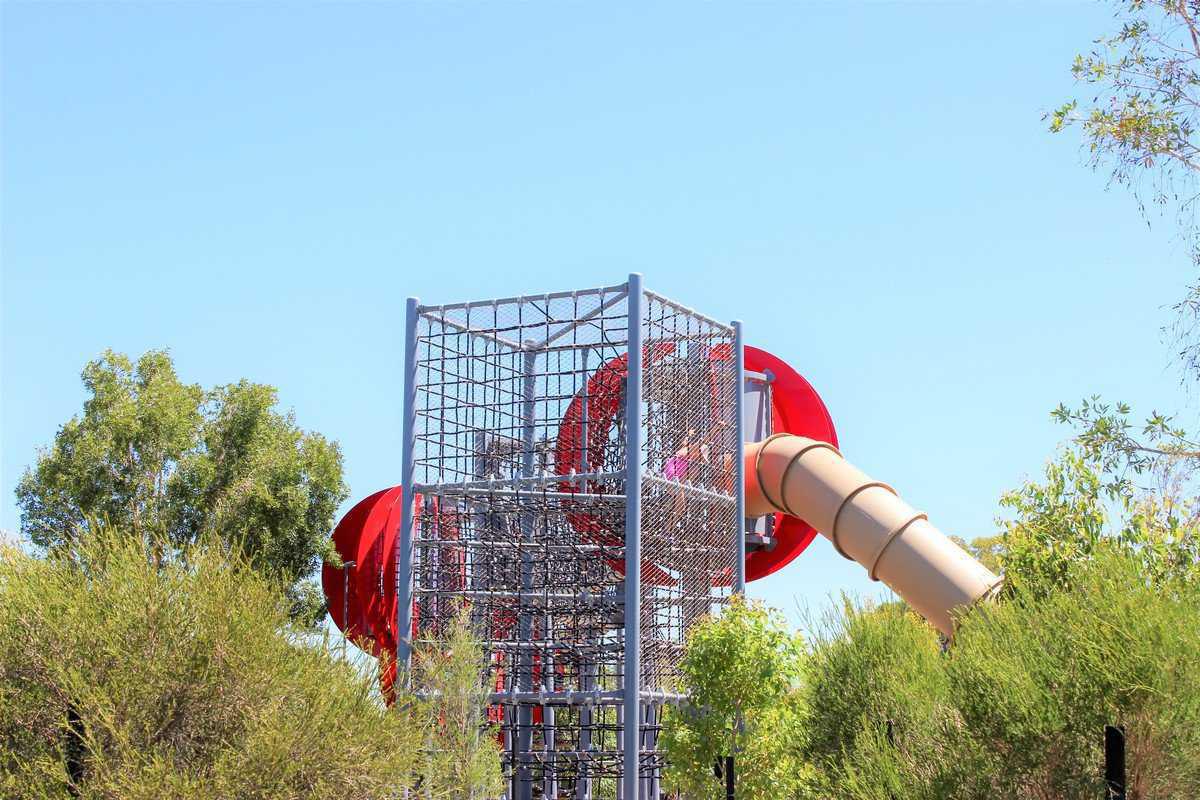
[1049,1,1200,481]
[14,349,347,623]
[660,596,812,800]
[978,442,1199,593]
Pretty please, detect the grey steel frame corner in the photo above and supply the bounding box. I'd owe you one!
[622,272,644,800]
[397,296,419,669]
[733,318,747,596]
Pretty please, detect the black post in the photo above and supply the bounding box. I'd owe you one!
[1104,724,1126,800]
[725,755,735,800]
[66,702,85,796]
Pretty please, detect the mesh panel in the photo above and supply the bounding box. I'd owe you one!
[408,281,737,798]
[640,291,738,696]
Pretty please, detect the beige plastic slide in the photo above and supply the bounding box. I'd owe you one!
[745,434,1002,636]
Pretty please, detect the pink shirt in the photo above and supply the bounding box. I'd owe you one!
[664,455,690,480]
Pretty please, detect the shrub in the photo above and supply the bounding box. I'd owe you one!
[0,530,420,799]
[801,601,961,800]
[800,550,1200,800]
[948,550,1200,799]
[660,596,812,800]
[408,608,505,800]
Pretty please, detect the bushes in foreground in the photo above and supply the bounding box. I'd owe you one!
[664,548,1200,800]
[805,549,1199,799]
[0,531,500,800]
[660,596,811,800]
[4,494,1196,798]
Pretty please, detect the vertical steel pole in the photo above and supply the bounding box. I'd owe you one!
[576,347,593,800]
[730,321,747,799]
[516,345,538,800]
[397,297,419,669]
[623,273,644,800]
[732,320,746,595]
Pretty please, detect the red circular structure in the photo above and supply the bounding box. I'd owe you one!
[324,486,398,655]
[739,345,838,580]
[322,486,407,699]
[552,343,677,584]
[549,343,837,583]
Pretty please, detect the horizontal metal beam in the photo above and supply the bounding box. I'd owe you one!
[417,282,628,315]
[534,288,630,349]
[416,311,524,350]
[414,471,624,494]
[417,486,626,503]
[642,474,738,505]
[643,287,735,333]
[489,689,687,706]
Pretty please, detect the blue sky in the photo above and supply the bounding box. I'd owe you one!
[3,1,1195,630]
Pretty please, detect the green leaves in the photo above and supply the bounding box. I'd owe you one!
[14,349,348,624]
[1051,2,1200,372]
[797,553,1200,799]
[660,596,812,800]
[996,447,1110,594]
[407,610,504,800]
[986,402,1200,598]
[0,528,424,799]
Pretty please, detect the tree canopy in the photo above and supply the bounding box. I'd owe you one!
[14,349,347,623]
[1047,0,1200,513]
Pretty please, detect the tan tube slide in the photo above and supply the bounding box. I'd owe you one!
[746,434,1002,636]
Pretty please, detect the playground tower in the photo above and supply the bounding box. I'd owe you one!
[403,275,740,800]
[323,273,1002,800]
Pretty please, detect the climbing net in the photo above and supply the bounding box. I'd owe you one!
[409,281,738,797]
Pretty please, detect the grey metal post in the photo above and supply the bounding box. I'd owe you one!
[515,345,538,800]
[733,320,746,595]
[397,297,419,668]
[623,273,644,800]
[575,348,592,800]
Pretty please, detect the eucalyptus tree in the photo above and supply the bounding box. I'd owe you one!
[15,349,347,623]
[1050,0,1200,499]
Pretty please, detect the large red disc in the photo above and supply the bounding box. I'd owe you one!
[741,345,838,580]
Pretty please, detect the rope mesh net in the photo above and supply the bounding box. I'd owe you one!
[410,282,737,797]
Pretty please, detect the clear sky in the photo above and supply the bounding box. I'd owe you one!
[3,1,1195,631]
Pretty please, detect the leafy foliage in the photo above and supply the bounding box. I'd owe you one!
[996,447,1110,592]
[1051,396,1200,495]
[1050,1,1200,373]
[0,528,419,799]
[0,528,504,800]
[797,551,1200,800]
[801,602,959,800]
[14,349,347,623]
[1049,1,1200,220]
[660,596,812,800]
[408,609,505,800]
[989,438,1199,593]
[949,551,1200,799]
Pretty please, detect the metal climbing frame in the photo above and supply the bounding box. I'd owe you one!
[398,275,744,799]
